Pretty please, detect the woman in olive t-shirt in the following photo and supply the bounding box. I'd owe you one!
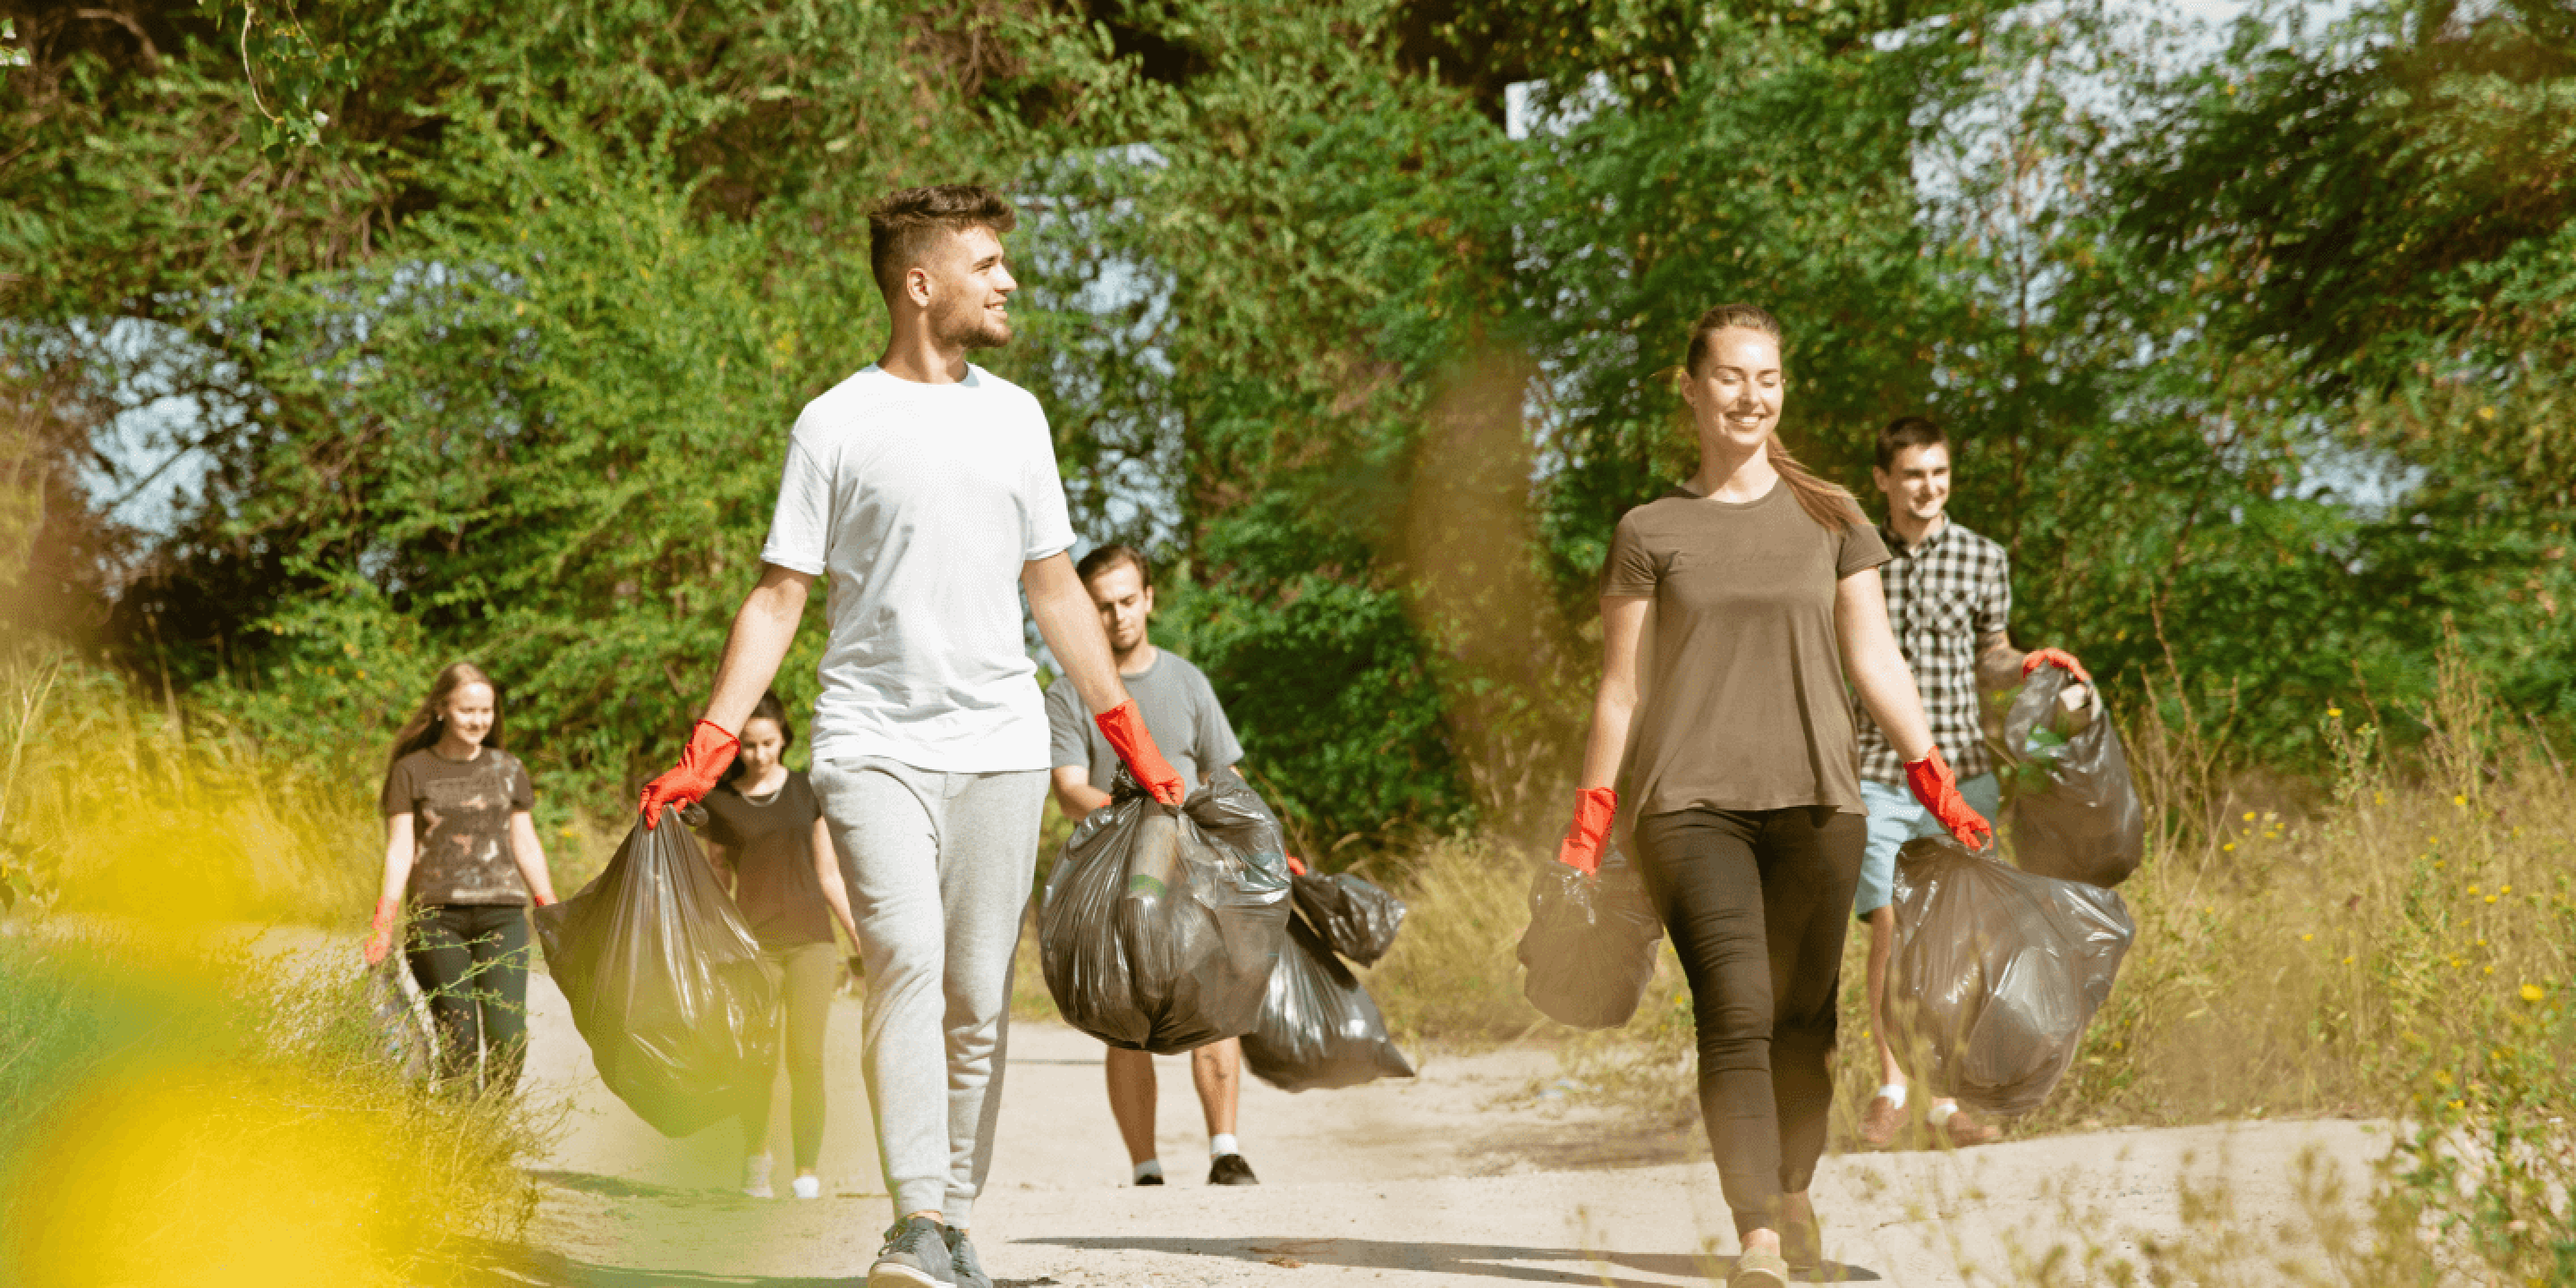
[696,690,843,1200]
[1552,305,1995,1287]
[365,662,559,1095]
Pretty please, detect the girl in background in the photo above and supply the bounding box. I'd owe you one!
[698,690,841,1200]
[366,662,558,1095]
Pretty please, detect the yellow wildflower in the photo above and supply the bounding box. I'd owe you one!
[2524,985,2547,1003]
[2326,707,2343,718]
[2301,933,2314,942]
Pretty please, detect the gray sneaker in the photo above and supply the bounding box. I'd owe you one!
[869,1216,954,1287]
[942,1226,994,1288]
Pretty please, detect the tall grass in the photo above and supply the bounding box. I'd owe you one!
[1,648,380,921]
[0,645,550,1285]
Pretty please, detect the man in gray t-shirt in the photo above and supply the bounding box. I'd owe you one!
[1043,544,1261,1189]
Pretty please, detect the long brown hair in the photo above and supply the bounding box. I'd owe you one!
[387,662,504,769]
[1682,303,1868,531]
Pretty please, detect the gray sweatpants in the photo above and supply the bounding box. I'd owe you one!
[809,756,1047,1227]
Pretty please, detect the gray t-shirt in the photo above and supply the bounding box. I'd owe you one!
[1045,649,1245,792]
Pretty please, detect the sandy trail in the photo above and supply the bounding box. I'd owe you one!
[457,964,2390,1288]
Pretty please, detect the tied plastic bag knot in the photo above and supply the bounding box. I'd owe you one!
[1038,765,1292,1054]
[1243,912,1416,1092]
[534,809,781,1138]
[1516,847,1665,1030]
[2002,666,2145,888]
[1289,871,1406,967]
[1885,837,2134,1116]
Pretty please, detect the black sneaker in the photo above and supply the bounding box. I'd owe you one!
[1135,1171,1165,1186]
[942,1226,993,1288]
[1208,1153,1260,1186]
[869,1215,954,1287]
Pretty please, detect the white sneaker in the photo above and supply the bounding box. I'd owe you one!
[791,1174,821,1200]
[742,1154,775,1199]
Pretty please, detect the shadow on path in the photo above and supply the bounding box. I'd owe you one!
[458,1244,1069,1288]
[1027,1235,1882,1285]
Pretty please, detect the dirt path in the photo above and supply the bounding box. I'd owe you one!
[462,969,2392,1288]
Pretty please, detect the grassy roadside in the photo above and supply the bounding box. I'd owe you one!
[13,636,2569,1284]
[0,926,550,1288]
[0,648,550,1285]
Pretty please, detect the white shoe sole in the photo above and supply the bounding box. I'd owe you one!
[742,1187,773,1199]
[868,1263,945,1288]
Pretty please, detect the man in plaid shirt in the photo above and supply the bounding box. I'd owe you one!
[1852,416,2089,1149]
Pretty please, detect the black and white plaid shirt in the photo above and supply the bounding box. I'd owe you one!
[1854,517,2012,784]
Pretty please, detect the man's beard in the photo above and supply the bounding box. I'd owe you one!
[936,300,1013,352]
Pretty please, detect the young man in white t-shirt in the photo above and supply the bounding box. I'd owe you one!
[640,184,1187,1288]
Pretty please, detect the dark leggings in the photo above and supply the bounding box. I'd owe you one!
[1633,806,1863,1237]
[405,903,534,1094]
[742,941,839,1168]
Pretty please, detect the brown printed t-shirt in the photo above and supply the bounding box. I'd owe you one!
[381,748,535,906]
[699,772,835,950]
[1603,482,1892,818]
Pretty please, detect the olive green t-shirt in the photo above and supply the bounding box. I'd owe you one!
[1603,481,1892,818]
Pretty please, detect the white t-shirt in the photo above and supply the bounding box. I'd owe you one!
[760,364,1076,772]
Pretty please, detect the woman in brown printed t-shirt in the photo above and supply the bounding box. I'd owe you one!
[364,662,559,1094]
[695,690,843,1201]
[1550,305,1995,1286]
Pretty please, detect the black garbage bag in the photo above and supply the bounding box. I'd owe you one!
[534,805,782,1138]
[1290,871,1407,967]
[1516,848,1665,1030]
[1885,837,2133,1116]
[2003,665,2146,888]
[1038,766,1292,1055]
[1242,912,1417,1091]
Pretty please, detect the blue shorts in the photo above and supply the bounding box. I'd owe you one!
[1855,773,2002,919]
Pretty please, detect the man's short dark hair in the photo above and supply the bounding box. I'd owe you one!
[1877,416,1949,471]
[868,184,1017,300]
[1076,544,1152,590]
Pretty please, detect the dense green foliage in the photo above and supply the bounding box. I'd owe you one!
[4,0,2570,853]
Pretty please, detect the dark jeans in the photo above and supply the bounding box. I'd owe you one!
[742,940,839,1168]
[405,902,534,1094]
[1633,806,1863,1237]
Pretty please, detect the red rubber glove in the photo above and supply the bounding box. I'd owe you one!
[1904,746,1995,852]
[364,896,400,967]
[1286,854,1310,877]
[639,719,740,827]
[2021,648,2092,684]
[1094,700,1186,805]
[1555,787,1618,876]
